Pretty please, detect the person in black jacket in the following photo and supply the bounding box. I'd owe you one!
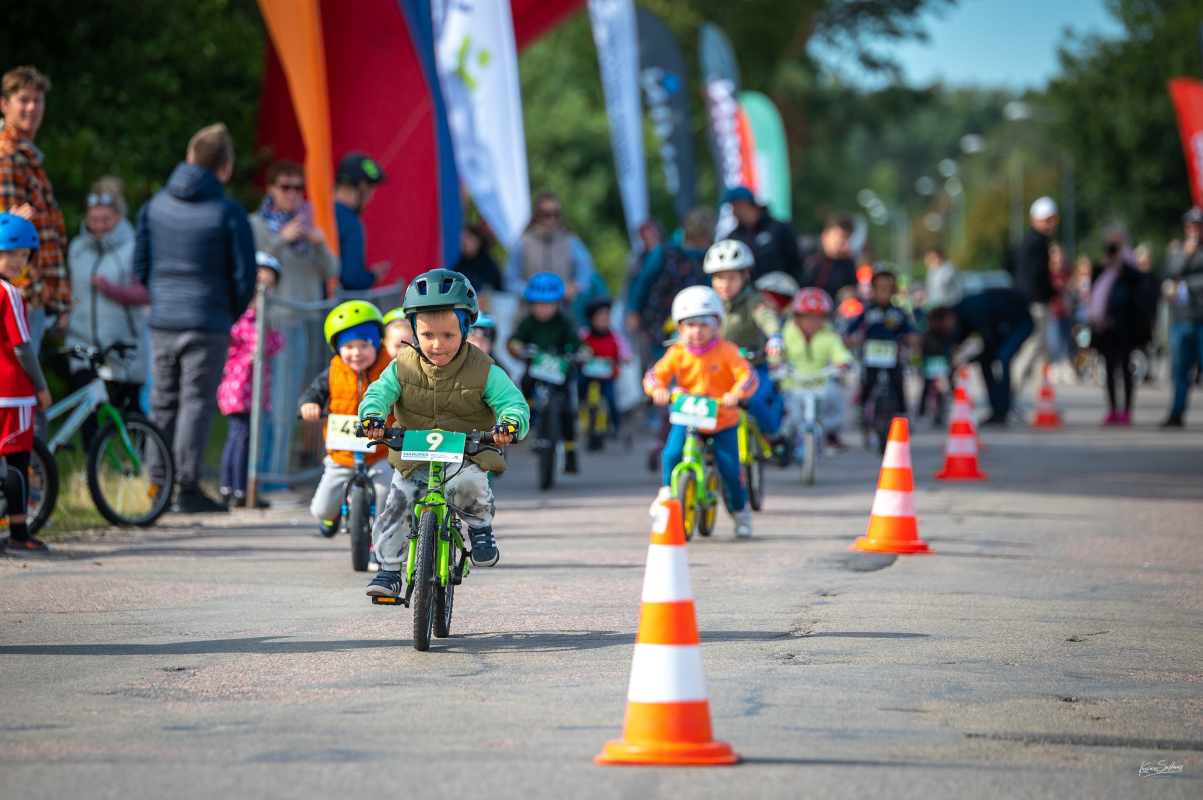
[722,186,801,282]
[1089,229,1151,425]
[454,225,503,300]
[133,123,257,513]
[1007,196,1059,406]
[929,288,1033,425]
[799,213,859,300]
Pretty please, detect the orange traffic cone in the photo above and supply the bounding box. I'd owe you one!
[596,498,739,766]
[953,373,987,452]
[935,395,988,481]
[1031,365,1063,429]
[853,418,932,555]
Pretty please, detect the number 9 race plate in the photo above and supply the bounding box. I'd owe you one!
[401,429,467,463]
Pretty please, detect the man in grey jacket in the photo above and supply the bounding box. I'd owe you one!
[1163,207,1203,428]
[134,123,256,513]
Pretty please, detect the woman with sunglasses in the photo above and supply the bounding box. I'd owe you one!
[248,159,339,304]
[64,177,147,448]
[504,192,598,323]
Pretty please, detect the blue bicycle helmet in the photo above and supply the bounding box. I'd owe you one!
[524,271,566,303]
[0,213,39,252]
[471,313,496,330]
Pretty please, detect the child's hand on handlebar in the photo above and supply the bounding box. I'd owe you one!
[491,422,516,446]
[360,414,386,440]
[721,391,742,408]
[300,403,322,422]
[651,387,671,406]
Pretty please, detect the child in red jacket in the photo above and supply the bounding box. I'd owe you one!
[577,296,630,434]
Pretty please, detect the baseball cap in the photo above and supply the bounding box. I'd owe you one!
[1030,196,1059,220]
[720,185,756,205]
[337,152,388,186]
[1183,207,1203,224]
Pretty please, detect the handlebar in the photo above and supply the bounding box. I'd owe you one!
[63,341,136,365]
[352,423,499,452]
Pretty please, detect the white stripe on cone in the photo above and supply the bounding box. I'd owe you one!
[882,440,911,469]
[869,488,916,518]
[642,545,694,603]
[945,436,978,456]
[627,644,709,703]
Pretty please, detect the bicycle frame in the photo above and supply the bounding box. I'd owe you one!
[342,451,378,519]
[736,410,770,465]
[670,429,716,508]
[404,460,469,590]
[45,379,142,471]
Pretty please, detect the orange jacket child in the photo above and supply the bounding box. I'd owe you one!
[643,339,758,432]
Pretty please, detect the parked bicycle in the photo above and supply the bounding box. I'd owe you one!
[45,343,174,526]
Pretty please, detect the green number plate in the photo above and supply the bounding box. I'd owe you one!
[528,352,569,385]
[669,393,719,431]
[924,356,950,379]
[581,357,614,379]
[400,430,466,463]
[325,414,371,452]
[863,339,899,368]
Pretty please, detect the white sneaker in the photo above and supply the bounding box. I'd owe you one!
[734,509,753,539]
[650,485,673,516]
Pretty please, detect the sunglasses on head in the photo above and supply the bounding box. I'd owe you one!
[87,192,115,207]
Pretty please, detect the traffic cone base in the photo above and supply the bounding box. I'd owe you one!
[1031,365,1063,429]
[597,498,739,766]
[935,410,988,481]
[852,418,932,555]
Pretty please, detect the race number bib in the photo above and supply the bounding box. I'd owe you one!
[863,340,899,369]
[325,414,372,452]
[669,394,719,431]
[581,357,614,379]
[528,352,569,385]
[400,430,466,463]
[795,375,829,393]
[924,356,950,379]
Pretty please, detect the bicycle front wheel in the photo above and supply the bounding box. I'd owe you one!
[801,429,817,486]
[86,417,174,526]
[347,485,371,572]
[27,437,60,535]
[411,510,438,652]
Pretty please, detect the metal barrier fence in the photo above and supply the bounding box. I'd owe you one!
[247,284,405,490]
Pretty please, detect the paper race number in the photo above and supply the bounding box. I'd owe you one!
[325,414,372,452]
[863,339,899,369]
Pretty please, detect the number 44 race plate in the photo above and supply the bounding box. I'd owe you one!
[669,394,718,431]
[401,430,467,463]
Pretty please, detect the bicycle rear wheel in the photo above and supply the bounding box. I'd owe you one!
[675,470,697,541]
[801,429,817,486]
[86,416,173,526]
[747,457,765,510]
[412,510,438,651]
[26,437,59,535]
[698,468,718,537]
[347,485,371,572]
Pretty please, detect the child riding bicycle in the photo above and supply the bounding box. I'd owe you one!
[299,301,393,538]
[0,213,53,554]
[577,295,628,434]
[359,269,529,598]
[844,265,920,418]
[644,286,758,538]
[780,288,853,450]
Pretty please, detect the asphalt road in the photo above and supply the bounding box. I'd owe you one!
[2,381,1202,799]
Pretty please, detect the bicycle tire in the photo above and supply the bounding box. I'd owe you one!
[26,437,59,535]
[347,485,371,572]
[412,510,438,652]
[698,468,718,537]
[433,536,455,639]
[538,393,561,490]
[748,457,765,510]
[86,416,174,526]
[675,470,697,541]
[802,429,817,486]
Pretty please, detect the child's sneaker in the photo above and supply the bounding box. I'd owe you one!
[564,449,579,474]
[366,571,404,597]
[733,509,753,539]
[317,519,338,538]
[468,526,499,567]
[7,537,51,555]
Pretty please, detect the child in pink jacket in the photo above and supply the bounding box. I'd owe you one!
[217,254,285,507]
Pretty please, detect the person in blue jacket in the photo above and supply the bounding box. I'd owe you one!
[334,152,389,291]
[133,123,257,513]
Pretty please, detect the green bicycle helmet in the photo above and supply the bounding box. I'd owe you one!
[382,307,408,327]
[402,269,480,326]
[323,300,385,352]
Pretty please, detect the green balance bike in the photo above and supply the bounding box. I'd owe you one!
[667,392,721,540]
[356,423,503,652]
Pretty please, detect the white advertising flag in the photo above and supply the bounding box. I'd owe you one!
[434,0,531,248]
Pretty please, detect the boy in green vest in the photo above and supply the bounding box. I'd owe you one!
[358,270,529,598]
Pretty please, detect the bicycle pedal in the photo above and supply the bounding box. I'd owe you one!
[372,596,409,607]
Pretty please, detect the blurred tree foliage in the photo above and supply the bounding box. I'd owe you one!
[2,0,266,235]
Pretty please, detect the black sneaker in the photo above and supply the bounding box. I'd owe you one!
[317,519,338,538]
[564,449,579,474]
[468,526,499,567]
[1161,414,1184,429]
[981,415,1009,428]
[171,490,228,514]
[7,537,51,555]
[366,570,404,598]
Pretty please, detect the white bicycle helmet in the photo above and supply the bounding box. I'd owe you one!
[703,239,755,274]
[671,285,725,326]
[754,270,799,297]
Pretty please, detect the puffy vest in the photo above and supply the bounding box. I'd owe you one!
[722,285,768,364]
[326,352,391,468]
[389,343,506,477]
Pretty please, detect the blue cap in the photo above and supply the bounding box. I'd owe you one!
[334,320,382,351]
[720,186,756,206]
[524,271,566,303]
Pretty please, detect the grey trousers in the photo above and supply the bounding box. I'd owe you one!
[371,463,495,572]
[1011,302,1050,403]
[148,328,230,491]
[309,456,392,522]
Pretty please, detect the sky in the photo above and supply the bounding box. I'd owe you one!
[823,0,1126,89]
